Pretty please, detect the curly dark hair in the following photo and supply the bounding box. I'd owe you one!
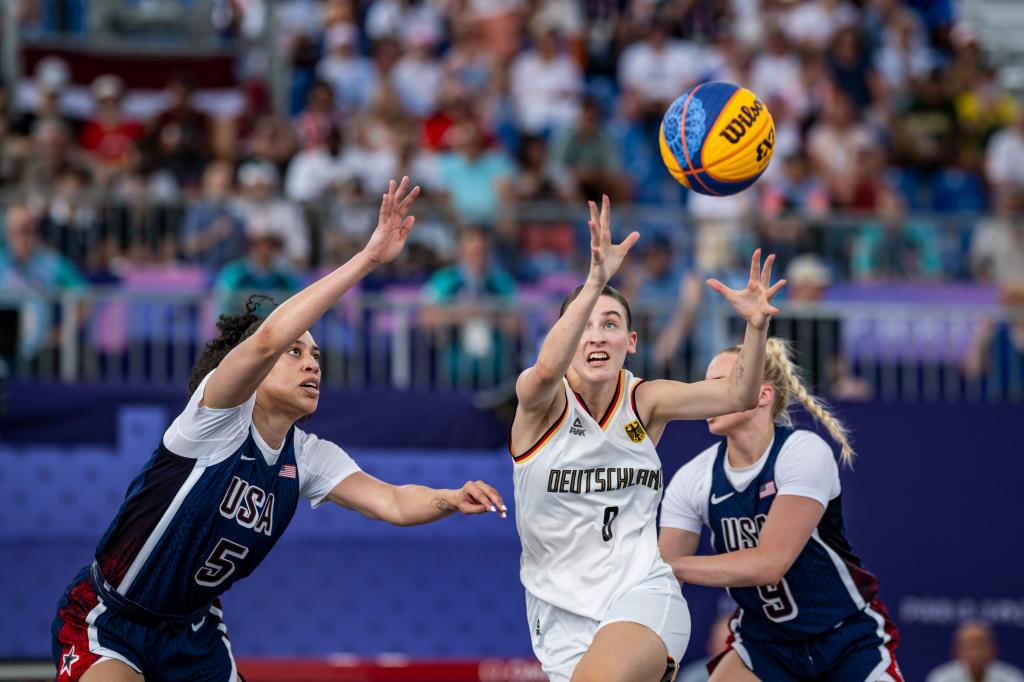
[188,295,276,395]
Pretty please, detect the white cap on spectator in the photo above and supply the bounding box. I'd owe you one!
[92,74,124,101]
[325,23,358,50]
[786,254,832,287]
[35,57,69,94]
[238,159,280,187]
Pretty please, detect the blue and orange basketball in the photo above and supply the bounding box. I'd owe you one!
[658,81,775,196]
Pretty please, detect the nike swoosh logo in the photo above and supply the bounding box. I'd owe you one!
[710,492,735,505]
[191,617,206,632]
[240,455,255,461]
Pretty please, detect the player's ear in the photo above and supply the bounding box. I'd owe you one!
[627,330,638,354]
[758,383,773,408]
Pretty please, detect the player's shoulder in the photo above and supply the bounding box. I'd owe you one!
[781,429,836,460]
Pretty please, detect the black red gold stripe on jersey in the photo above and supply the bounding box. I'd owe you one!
[510,398,569,464]
[572,370,625,431]
[630,379,647,430]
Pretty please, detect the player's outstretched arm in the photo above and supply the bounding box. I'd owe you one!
[636,249,786,425]
[326,472,506,525]
[514,195,639,415]
[201,177,420,409]
[667,496,824,587]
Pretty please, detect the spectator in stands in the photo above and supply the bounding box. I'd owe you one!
[852,188,942,281]
[293,80,343,151]
[443,20,498,99]
[894,68,959,172]
[807,92,876,202]
[39,167,101,270]
[511,134,560,202]
[181,161,247,270]
[140,111,207,199]
[437,122,513,228]
[618,19,704,128]
[19,120,93,200]
[926,620,1024,682]
[421,226,518,386]
[954,63,1017,170]
[10,56,74,140]
[678,615,732,682]
[233,159,311,268]
[758,152,830,268]
[0,204,87,359]
[750,29,803,111]
[652,237,749,380]
[285,125,354,203]
[874,9,935,97]
[317,22,378,116]
[971,191,1024,291]
[152,75,210,162]
[781,254,870,399]
[509,19,582,135]
[779,0,859,50]
[78,75,144,185]
[985,109,1024,195]
[829,26,882,111]
[242,114,299,177]
[391,24,443,119]
[549,97,628,201]
[214,221,300,314]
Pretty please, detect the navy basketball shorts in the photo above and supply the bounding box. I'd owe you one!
[51,567,238,682]
[709,598,903,682]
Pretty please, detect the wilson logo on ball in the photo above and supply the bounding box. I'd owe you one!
[718,100,766,144]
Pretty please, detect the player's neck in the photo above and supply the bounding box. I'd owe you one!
[251,403,295,450]
[726,425,775,469]
[567,371,619,420]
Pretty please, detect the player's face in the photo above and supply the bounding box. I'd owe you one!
[258,331,322,418]
[573,296,637,384]
[704,352,757,436]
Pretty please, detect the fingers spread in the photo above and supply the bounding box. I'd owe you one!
[761,253,775,286]
[749,248,762,282]
[767,278,787,299]
[398,185,421,213]
[601,194,611,230]
[706,278,730,296]
[619,230,640,252]
[588,200,599,228]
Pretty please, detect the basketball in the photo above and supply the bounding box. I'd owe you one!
[658,81,776,196]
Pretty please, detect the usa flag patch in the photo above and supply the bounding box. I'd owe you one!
[759,480,776,498]
[279,464,297,479]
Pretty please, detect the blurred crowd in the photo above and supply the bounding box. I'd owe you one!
[2,0,1024,392]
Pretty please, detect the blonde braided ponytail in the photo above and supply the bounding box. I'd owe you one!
[727,338,856,466]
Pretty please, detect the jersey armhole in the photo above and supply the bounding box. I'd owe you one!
[509,391,569,464]
[630,379,647,430]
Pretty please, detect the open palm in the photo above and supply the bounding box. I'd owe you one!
[588,194,639,284]
[707,249,786,330]
[363,176,421,265]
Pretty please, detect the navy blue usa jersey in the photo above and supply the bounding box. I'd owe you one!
[707,427,879,642]
[91,429,301,615]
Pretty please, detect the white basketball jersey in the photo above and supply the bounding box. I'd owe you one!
[512,369,670,620]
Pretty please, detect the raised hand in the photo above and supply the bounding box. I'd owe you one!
[707,249,786,331]
[363,176,421,265]
[587,194,640,285]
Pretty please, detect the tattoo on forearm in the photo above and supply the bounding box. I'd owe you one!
[434,497,457,515]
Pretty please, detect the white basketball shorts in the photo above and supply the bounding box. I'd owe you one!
[525,563,690,682]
